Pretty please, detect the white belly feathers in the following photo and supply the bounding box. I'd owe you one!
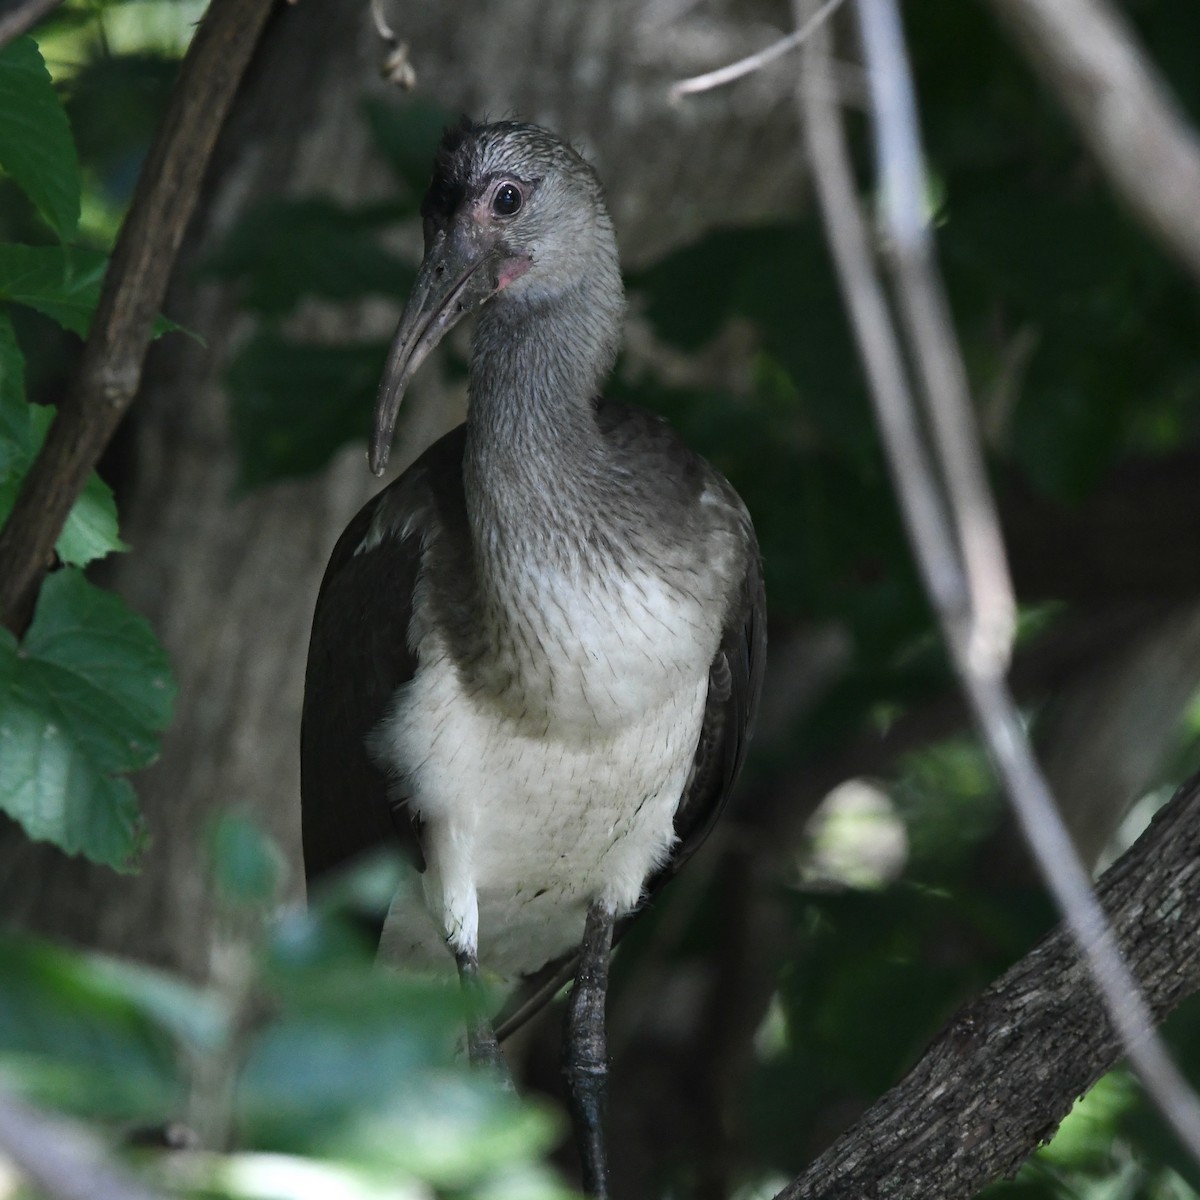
[372,559,717,979]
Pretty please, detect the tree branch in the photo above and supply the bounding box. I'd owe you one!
[774,770,1200,1199]
[797,0,1200,1160]
[669,0,847,100]
[0,0,278,634]
[860,0,1014,676]
[0,1084,166,1200]
[988,0,1200,289]
[0,0,64,49]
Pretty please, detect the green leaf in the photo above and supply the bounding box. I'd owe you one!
[0,37,81,241]
[361,94,457,196]
[211,810,288,906]
[56,468,127,565]
[0,471,127,570]
[226,332,388,486]
[239,969,564,1187]
[0,312,30,472]
[238,896,569,1187]
[202,196,415,316]
[0,243,182,338]
[0,242,107,334]
[21,405,127,565]
[0,399,127,568]
[0,935,195,1120]
[0,569,175,869]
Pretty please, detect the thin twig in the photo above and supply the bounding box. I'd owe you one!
[670,0,846,99]
[857,0,1200,1161]
[369,0,415,88]
[0,0,64,49]
[0,1085,167,1200]
[792,3,968,625]
[796,0,1200,1169]
[989,0,1200,289]
[964,671,1200,1152]
[859,0,1015,676]
[368,0,392,43]
[0,0,277,634]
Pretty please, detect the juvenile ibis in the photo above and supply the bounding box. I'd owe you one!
[301,119,765,1196]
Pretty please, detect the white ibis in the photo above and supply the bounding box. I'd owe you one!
[301,119,765,1197]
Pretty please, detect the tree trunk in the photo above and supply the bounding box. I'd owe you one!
[4,6,1199,1197]
[0,0,810,973]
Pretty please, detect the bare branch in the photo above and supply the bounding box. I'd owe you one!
[796,0,1200,1173]
[0,0,277,634]
[774,770,1200,1199]
[858,0,1200,1158]
[369,0,416,88]
[0,0,64,49]
[989,0,1200,288]
[0,1085,166,1200]
[669,0,847,99]
[793,1,968,631]
[858,0,1014,676]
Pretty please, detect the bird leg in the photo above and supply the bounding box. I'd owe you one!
[455,949,514,1089]
[564,899,616,1198]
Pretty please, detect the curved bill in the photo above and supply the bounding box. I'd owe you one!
[370,231,499,475]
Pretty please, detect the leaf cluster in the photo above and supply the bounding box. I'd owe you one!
[5,1,1200,1198]
[0,32,176,870]
[0,821,577,1199]
[0,23,577,1200]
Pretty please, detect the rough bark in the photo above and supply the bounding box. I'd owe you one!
[0,0,812,974]
[2,2,1199,1195]
[0,0,275,633]
[3,0,1197,979]
[775,770,1200,1200]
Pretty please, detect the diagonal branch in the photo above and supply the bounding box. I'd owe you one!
[796,0,1200,1165]
[0,1084,167,1200]
[860,0,1014,677]
[775,770,1200,1200]
[0,0,278,635]
[988,0,1200,288]
[0,0,64,49]
[864,0,1200,1152]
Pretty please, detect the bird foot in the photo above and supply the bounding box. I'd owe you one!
[564,901,615,1199]
[457,949,515,1090]
[466,1020,514,1090]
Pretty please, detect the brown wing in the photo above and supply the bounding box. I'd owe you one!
[658,540,766,879]
[300,427,467,914]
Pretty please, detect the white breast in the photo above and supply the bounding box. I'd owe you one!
[505,562,715,727]
[372,561,716,979]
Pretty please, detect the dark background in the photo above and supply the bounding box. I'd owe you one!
[3,1,1200,1196]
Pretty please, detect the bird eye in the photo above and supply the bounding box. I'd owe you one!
[492,183,523,217]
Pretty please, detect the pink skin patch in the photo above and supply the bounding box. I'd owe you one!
[496,255,533,291]
[467,195,533,292]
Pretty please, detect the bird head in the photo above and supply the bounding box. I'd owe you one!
[370,119,619,475]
